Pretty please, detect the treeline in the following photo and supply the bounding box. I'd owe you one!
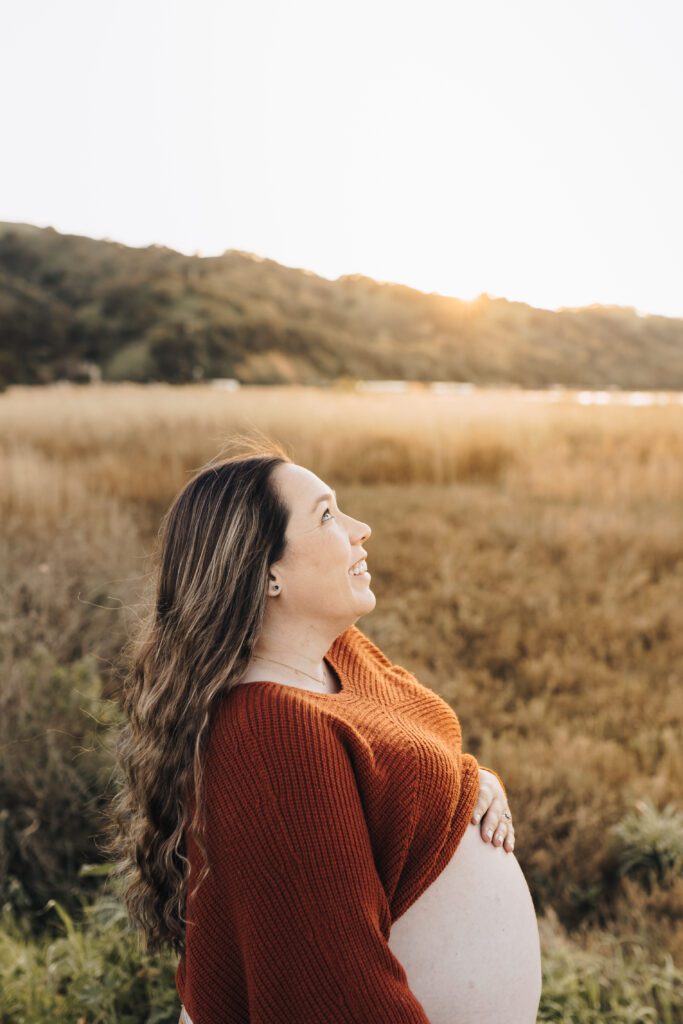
[1,220,683,390]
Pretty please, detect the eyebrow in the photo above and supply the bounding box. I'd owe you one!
[311,488,337,512]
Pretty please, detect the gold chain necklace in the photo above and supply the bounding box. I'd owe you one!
[252,653,328,687]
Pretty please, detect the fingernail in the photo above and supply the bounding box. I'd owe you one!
[474,813,480,823]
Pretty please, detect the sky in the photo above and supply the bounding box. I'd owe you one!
[1,0,682,318]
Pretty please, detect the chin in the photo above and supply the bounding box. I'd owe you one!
[358,589,376,610]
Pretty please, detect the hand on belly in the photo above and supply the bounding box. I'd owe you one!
[388,824,542,1024]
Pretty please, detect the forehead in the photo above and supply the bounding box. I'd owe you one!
[276,463,329,504]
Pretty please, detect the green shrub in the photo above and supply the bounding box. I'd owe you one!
[0,649,121,928]
[0,893,179,1024]
[613,799,683,887]
[539,929,683,1023]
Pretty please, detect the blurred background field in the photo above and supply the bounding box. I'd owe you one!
[1,381,682,1022]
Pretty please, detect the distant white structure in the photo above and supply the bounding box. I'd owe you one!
[354,380,409,393]
[577,390,612,405]
[209,378,241,390]
[349,380,683,404]
[572,389,683,406]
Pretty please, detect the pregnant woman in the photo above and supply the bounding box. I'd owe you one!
[108,444,542,1024]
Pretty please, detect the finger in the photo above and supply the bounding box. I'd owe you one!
[471,777,498,825]
[481,798,507,839]
[496,821,515,852]
[471,800,488,825]
[471,768,498,819]
[480,806,500,841]
[481,806,512,845]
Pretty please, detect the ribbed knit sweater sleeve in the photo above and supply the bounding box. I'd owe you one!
[181,701,431,1023]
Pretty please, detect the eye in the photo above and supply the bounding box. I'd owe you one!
[321,506,335,523]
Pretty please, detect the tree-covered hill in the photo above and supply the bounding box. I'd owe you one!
[1,220,682,389]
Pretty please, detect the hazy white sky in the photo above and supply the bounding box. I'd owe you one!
[2,0,682,317]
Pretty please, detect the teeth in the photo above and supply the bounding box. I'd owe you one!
[349,559,367,575]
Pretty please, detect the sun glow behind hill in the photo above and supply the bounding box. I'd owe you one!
[1,0,681,318]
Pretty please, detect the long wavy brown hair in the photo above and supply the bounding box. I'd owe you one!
[103,439,293,956]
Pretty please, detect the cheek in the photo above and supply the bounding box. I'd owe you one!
[313,530,350,574]
[286,523,349,578]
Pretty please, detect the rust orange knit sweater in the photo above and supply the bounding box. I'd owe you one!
[175,624,506,1023]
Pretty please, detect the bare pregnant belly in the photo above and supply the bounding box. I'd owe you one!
[388,822,542,1024]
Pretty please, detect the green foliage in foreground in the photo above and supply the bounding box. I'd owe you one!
[1,889,681,1024]
[0,896,179,1024]
[0,649,122,926]
[538,934,682,1024]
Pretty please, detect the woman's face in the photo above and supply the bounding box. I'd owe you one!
[268,462,375,626]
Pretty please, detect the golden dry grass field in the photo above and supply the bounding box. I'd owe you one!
[1,381,682,1022]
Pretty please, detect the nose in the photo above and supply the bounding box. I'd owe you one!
[354,518,371,543]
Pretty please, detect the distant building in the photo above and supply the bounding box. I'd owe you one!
[354,380,410,393]
[209,378,241,391]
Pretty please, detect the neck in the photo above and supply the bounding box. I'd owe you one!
[251,619,342,678]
